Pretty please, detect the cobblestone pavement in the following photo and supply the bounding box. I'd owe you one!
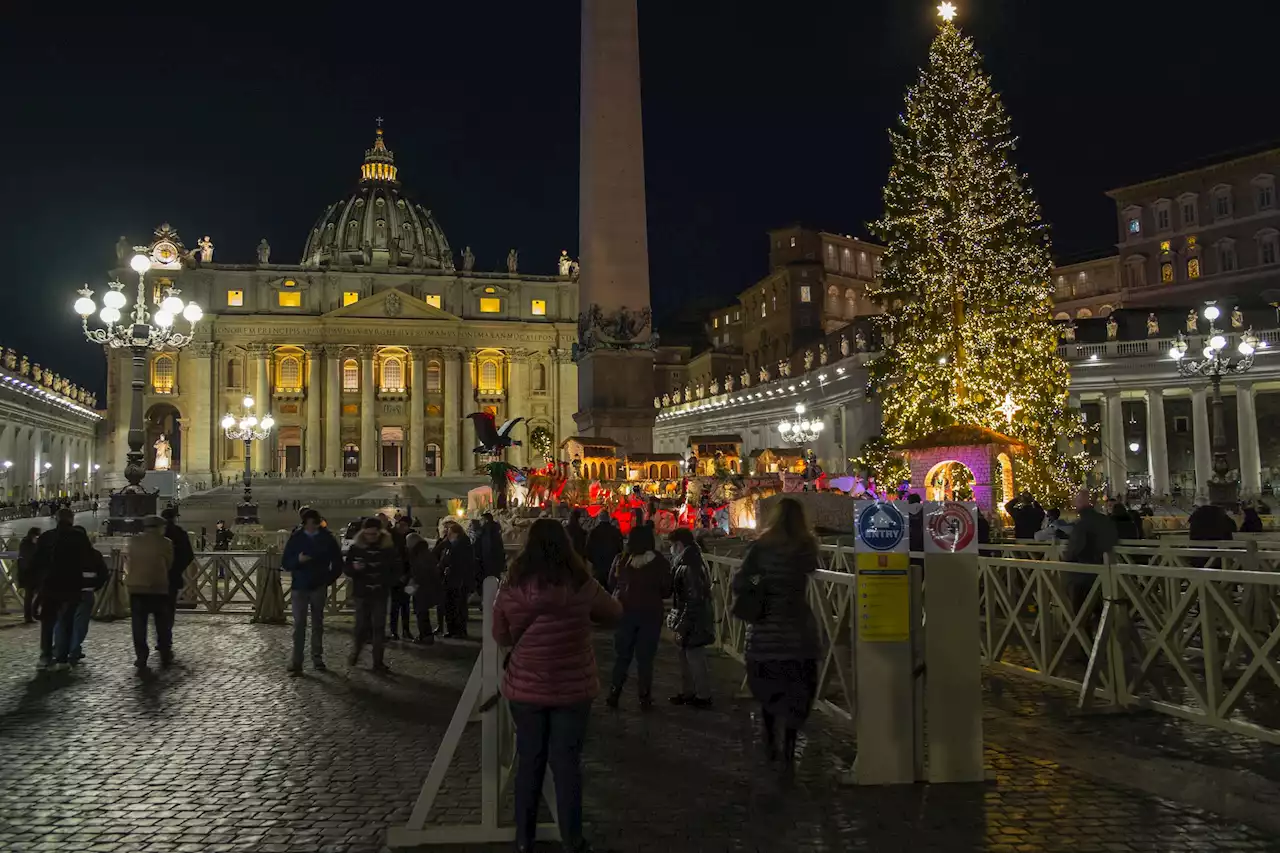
[1,616,1278,853]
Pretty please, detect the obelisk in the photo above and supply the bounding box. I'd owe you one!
[575,0,655,454]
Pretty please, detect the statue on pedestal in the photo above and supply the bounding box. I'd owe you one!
[558,250,573,277]
[154,434,172,471]
[116,236,130,262]
[741,368,751,388]
[840,334,850,357]
[462,246,476,271]
[506,248,519,274]
[1146,313,1159,337]
[1233,306,1244,329]
[724,373,734,392]
[855,330,867,352]
[709,378,719,396]
[804,350,814,371]
[1106,316,1118,341]
[256,239,271,264]
[197,236,214,263]
[819,343,828,365]
[1186,309,1198,333]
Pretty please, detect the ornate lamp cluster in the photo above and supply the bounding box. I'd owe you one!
[75,253,203,350]
[1168,302,1258,378]
[777,403,824,444]
[221,396,275,442]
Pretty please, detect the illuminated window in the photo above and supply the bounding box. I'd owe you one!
[278,291,301,308]
[760,302,766,318]
[283,279,296,287]
[343,291,359,306]
[479,360,499,391]
[382,357,403,391]
[724,314,730,326]
[426,361,441,392]
[480,297,501,313]
[1127,218,1140,234]
[342,359,359,392]
[789,236,797,247]
[424,294,441,309]
[152,355,175,394]
[279,356,301,390]
[1159,241,1171,254]
[1161,262,1174,283]
[825,244,836,268]
[713,317,719,329]
[799,285,811,303]
[531,299,546,316]
[1187,258,1201,279]
[227,290,243,307]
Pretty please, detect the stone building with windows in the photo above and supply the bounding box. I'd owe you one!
[99,126,578,488]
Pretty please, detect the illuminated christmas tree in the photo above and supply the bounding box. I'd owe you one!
[869,4,1089,500]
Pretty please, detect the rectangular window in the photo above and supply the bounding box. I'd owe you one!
[1260,185,1276,211]
[278,291,301,307]
[1173,416,1189,434]
[799,285,812,303]
[1262,238,1279,266]
[1215,193,1232,219]
[342,291,359,306]
[712,317,719,328]
[1219,244,1237,272]
[479,297,501,313]
[789,236,797,247]
[724,314,730,326]
[1161,262,1174,283]
[531,299,546,316]
[227,289,244,307]
[424,294,442,309]
[1127,218,1141,235]
[1182,201,1197,226]
[1187,257,1201,279]
[1156,208,1170,230]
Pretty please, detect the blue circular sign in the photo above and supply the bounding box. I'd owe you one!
[857,503,905,552]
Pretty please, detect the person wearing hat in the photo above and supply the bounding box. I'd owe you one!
[282,508,344,674]
[405,531,444,645]
[125,515,176,669]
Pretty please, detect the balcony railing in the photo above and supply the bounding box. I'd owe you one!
[1056,329,1277,362]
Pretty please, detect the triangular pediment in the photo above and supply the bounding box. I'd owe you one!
[323,287,461,321]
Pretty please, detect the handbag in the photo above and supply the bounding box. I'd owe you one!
[730,550,766,622]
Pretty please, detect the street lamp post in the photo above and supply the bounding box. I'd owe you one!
[1169,301,1258,505]
[221,396,274,525]
[75,252,203,532]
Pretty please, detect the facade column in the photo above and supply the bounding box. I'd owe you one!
[1191,387,1212,496]
[359,345,377,476]
[1102,392,1126,498]
[178,420,191,476]
[408,348,425,475]
[305,345,322,475]
[443,353,462,476]
[459,348,475,472]
[555,348,576,449]
[1145,388,1170,497]
[507,350,527,467]
[324,346,342,475]
[251,344,270,473]
[188,342,214,480]
[1236,382,1262,496]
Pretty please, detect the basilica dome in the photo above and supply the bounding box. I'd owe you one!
[301,126,454,271]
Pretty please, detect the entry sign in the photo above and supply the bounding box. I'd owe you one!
[854,501,910,643]
[923,501,979,554]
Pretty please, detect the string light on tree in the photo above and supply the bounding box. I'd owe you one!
[867,4,1089,500]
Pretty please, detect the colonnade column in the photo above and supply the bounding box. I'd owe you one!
[251,344,270,473]
[507,350,527,467]
[1102,391,1126,497]
[1236,382,1261,496]
[408,348,425,475]
[1145,388,1170,497]
[555,348,576,448]
[188,342,214,480]
[1191,387,1212,496]
[359,345,377,476]
[305,345,322,476]
[324,346,342,475]
[443,353,462,476]
[460,349,475,472]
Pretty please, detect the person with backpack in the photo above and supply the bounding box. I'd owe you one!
[605,523,672,710]
[33,509,98,671]
[124,515,176,670]
[53,526,108,666]
[281,508,344,675]
[666,528,715,708]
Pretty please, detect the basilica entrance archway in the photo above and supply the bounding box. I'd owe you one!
[343,443,360,476]
[381,426,404,476]
[276,426,302,475]
[145,403,182,471]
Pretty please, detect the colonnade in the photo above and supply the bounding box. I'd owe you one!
[0,422,97,500]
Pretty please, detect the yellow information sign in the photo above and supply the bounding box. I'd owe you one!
[856,553,910,643]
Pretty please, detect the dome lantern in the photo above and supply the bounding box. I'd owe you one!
[360,118,398,184]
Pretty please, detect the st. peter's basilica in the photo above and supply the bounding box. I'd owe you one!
[100,125,580,489]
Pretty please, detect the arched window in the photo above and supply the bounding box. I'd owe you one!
[659,463,671,479]
[479,359,499,391]
[649,464,658,479]
[152,355,175,394]
[382,357,403,391]
[532,363,547,391]
[1076,308,1093,319]
[426,361,441,392]
[279,356,301,391]
[343,359,359,392]
[226,357,242,389]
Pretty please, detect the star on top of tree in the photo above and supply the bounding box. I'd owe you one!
[938,2,958,21]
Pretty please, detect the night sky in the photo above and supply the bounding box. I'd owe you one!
[3,1,1277,395]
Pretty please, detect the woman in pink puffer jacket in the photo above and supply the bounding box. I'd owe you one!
[493,518,621,853]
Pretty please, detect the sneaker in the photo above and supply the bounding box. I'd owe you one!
[287,663,303,676]
[36,657,51,671]
[52,662,71,673]
[668,694,693,706]
[688,697,713,709]
[313,659,327,671]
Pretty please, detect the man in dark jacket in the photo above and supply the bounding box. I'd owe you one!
[906,494,924,553]
[1006,492,1046,540]
[162,507,195,614]
[1062,490,1118,613]
[53,526,108,665]
[477,512,506,581]
[387,516,413,640]
[440,522,476,638]
[33,509,98,670]
[344,517,399,670]
[282,509,344,674]
[585,515,624,590]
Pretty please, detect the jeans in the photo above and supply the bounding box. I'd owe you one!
[40,599,76,663]
[387,587,411,636]
[445,587,469,637]
[510,700,592,851]
[351,593,388,666]
[290,587,327,667]
[678,646,712,700]
[53,590,95,662]
[130,593,174,663]
[611,612,662,696]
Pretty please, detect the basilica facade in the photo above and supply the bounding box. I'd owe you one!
[100,127,578,489]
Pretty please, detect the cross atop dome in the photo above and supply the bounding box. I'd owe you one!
[361,120,398,183]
